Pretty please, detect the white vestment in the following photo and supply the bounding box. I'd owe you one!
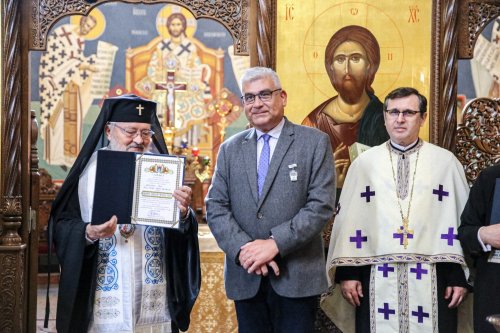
[322,141,471,333]
[79,151,171,333]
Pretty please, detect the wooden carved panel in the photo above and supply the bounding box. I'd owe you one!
[458,0,500,59]
[29,0,250,55]
[38,169,59,246]
[456,98,499,184]
[0,251,25,333]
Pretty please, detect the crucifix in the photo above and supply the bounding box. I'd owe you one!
[136,104,144,116]
[155,70,187,128]
[394,218,414,249]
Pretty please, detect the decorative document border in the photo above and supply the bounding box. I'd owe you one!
[131,154,185,228]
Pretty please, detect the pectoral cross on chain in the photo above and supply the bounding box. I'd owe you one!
[395,217,414,249]
[155,70,187,128]
[136,104,144,116]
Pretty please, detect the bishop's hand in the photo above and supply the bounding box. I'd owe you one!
[86,215,118,240]
[173,186,192,218]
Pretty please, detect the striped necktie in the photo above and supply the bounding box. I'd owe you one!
[257,134,271,196]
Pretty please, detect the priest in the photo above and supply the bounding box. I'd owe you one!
[459,164,500,333]
[322,87,471,332]
[48,94,200,333]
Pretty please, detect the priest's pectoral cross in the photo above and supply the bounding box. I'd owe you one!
[155,70,187,128]
[394,218,414,249]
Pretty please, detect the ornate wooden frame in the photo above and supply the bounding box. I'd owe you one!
[0,0,499,332]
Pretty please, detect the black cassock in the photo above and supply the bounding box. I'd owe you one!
[47,95,201,333]
[459,164,500,333]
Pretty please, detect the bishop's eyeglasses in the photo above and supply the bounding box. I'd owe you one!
[241,88,282,105]
[108,122,155,139]
[385,109,420,119]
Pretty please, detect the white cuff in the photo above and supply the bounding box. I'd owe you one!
[477,227,492,252]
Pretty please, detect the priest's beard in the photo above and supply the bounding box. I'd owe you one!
[108,140,147,152]
[332,74,367,105]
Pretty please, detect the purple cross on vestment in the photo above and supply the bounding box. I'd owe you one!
[349,229,368,249]
[378,302,396,320]
[378,263,395,277]
[432,184,449,201]
[360,186,375,202]
[412,305,430,323]
[410,263,428,280]
[393,226,414,245]
[441,227,458,246]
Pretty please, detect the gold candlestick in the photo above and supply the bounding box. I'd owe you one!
[163,126,176,152]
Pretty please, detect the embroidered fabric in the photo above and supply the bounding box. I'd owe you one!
[369,262,438,333]
[387,140,423,200]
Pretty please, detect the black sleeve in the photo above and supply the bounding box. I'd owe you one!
[436,262,470,290]
[335,265,364,283]
[458,170,491,257]
[53,190,98,333]
[165,209,201,332]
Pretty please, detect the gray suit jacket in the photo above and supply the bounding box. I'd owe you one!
[206,119,336,300]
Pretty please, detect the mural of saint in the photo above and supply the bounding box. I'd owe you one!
[39,8,118,169]
[33,3,246,180]
[39,14,100,167]
[134,5,217,146]
[302,25,389,188]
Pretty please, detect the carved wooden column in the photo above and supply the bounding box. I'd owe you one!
[257,0,275,68]
[27,110,40,333]
[437,0,458,150]
[0,0,26,332]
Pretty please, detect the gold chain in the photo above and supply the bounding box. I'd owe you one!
[388,144,420,248]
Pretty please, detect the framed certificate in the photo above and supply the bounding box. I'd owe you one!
[91,150,185,228]
[132,153,185,228]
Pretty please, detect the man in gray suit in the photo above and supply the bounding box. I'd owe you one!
[206,67,336,332]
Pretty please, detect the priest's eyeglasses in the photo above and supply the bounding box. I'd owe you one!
[385,109,420,118]
[108,122,155,139]
[241,88,282,105]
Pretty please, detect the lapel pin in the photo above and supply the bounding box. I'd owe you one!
[288,164,297,182]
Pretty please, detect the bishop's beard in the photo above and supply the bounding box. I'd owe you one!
[332,74,367,105]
